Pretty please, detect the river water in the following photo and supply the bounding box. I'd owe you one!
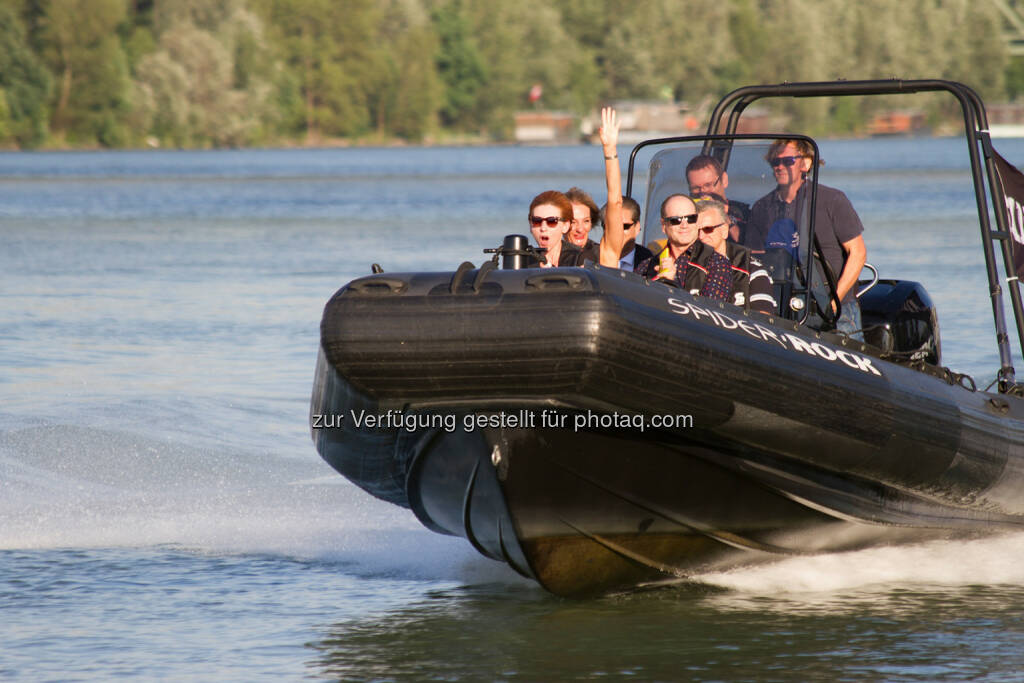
[4,138,1024,680]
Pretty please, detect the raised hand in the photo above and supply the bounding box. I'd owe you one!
[597,106,625,268]
[599,107,619,155]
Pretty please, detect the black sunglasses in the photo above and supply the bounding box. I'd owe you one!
[529,215,563,227]
[699,223,726,234]
[770,155,803,167]
[663,214,698,225]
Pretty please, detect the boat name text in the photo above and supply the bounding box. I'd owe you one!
[666,298,883,376]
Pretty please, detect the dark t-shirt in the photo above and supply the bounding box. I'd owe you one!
[747,183,864,299]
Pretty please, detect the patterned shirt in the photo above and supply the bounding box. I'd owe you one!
[635,242,734,301]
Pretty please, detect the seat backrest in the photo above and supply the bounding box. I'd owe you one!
[759,247,794,316]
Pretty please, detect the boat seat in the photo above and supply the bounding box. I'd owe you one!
[758,247,795,317]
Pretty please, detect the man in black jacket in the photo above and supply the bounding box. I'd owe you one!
[635,194,733,300]
[601,196,653,271]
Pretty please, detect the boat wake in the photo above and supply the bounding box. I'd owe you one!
[5,422,1021,596]
[0,424,526,587]
[693,531,1024,601]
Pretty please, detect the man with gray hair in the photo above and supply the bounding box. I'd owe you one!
[694,196,776,313]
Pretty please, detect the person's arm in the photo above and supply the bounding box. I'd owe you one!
[597,107,624,267]
[835,234,866,302]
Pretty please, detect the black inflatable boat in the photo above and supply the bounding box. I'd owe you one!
[311,80,1024,596]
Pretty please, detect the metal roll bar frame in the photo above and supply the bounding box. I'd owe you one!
[628,79,1021,393]
[625,132,836,327]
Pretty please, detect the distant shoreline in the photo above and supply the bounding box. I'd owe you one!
[2,131,994,155]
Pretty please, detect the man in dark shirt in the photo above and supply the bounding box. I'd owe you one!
[686,154,751,244]
[747,139,867,339]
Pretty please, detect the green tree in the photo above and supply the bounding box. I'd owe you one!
[133,50,189,145]
[121,0,157,70]
[1007,57,1024,101]
[432,0,487,130]
[0,3,51,147]
[253,0,381,141]
[944,0,1006,100]
[4,0,1023,148]
[368,0,441,140]
[461,0,590,138]
[38,0,132,145]
[133,1,275,146]
[724,0,768,92]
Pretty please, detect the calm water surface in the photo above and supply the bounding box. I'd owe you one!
[4,139,1024,680]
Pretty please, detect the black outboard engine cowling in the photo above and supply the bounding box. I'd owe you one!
[858,279,941,365]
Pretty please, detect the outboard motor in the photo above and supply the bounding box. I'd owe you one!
[858,280,940,365]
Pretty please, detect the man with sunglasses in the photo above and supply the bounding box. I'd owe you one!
[634,194,733,301]
[686,154,750,244]
[747,139,867,338]
[694,196,776,313]
[600,196,653,271]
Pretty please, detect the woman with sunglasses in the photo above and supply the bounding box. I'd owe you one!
[526,108,627,268]
[527,191,583,267]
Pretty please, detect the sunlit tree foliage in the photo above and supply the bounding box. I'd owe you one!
[0,0,1016,147]
[0,3,51,147]
[37,0,131,145]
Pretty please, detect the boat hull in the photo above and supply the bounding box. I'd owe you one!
[311,265,1024,596]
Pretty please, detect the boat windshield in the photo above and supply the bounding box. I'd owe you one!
[633,136,829,324]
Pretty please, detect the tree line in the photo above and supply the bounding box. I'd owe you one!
[0,0,1016,149]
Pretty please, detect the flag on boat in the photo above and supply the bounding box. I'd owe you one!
[994,148,1024,279]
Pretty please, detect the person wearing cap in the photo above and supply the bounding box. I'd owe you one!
[747,139,867,338]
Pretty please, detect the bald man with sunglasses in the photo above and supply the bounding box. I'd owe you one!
[747,139,867,339]
[634,193,734,301]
